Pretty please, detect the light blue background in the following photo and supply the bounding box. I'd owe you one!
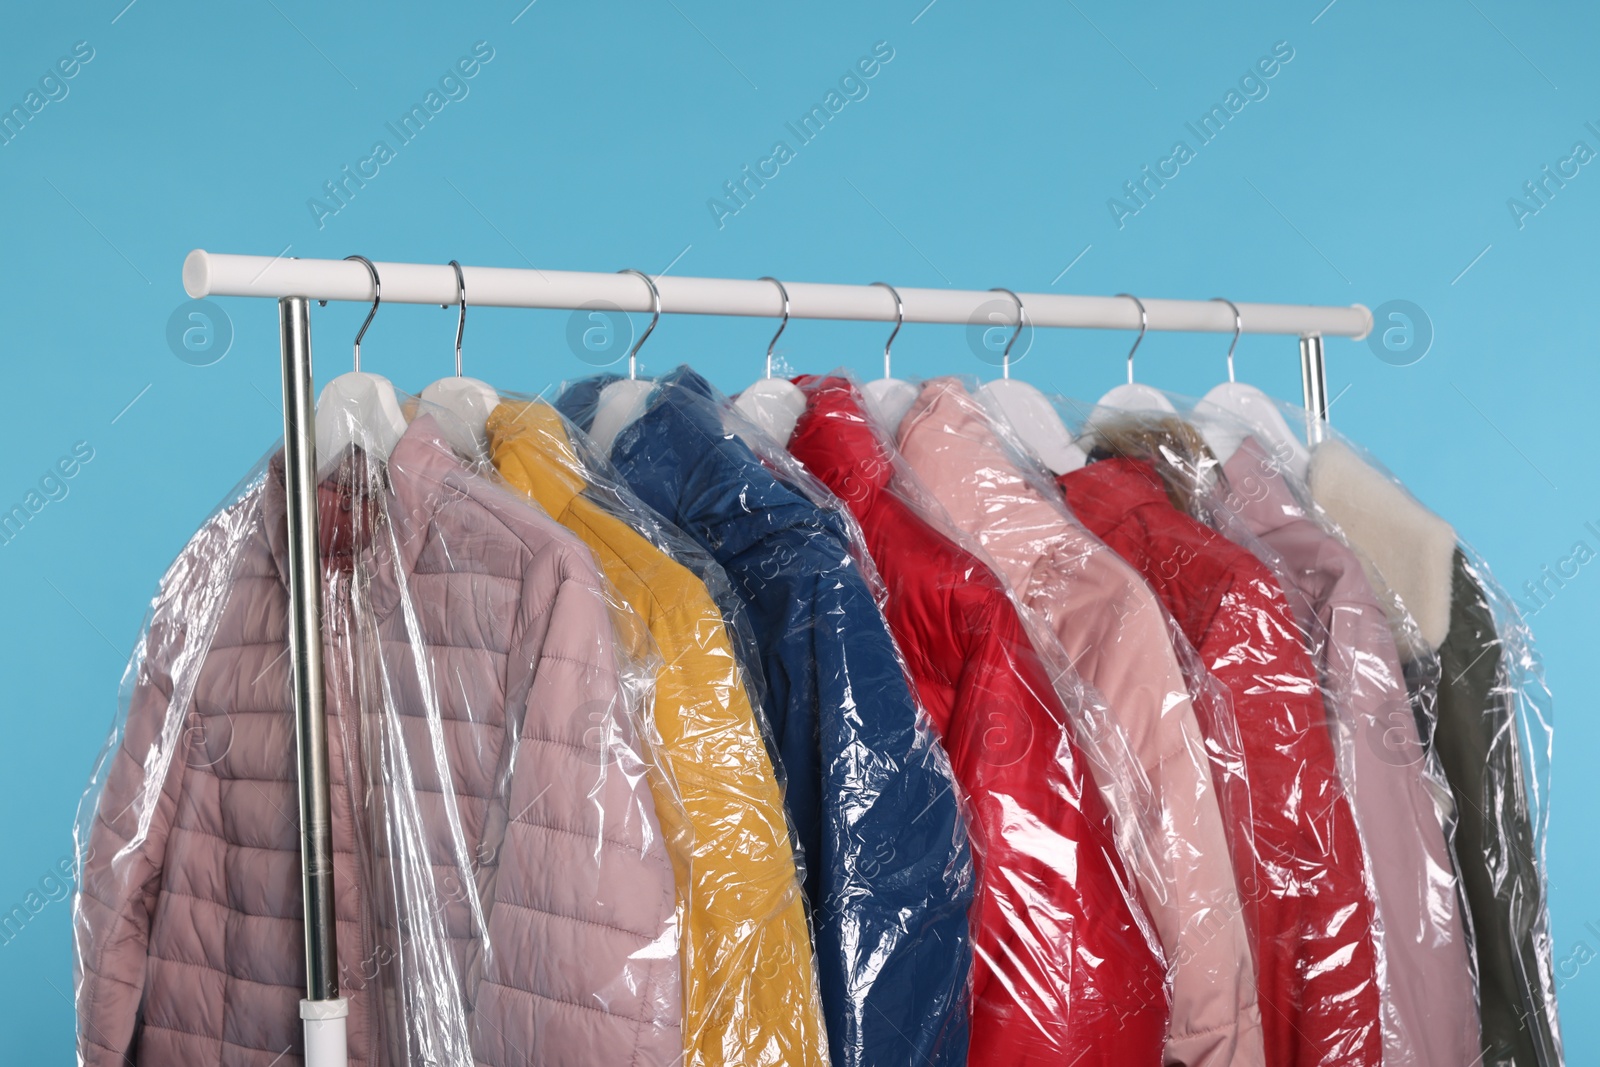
[3,0,1596,1059]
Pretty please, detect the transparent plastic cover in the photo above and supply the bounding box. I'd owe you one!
[871,374,1265,1067]
[484,395,830,1067]
[1190,401,1480,1067]
[74,407,685,1066]
[780,373,1173,1065]
[557,366,978,1067]
[1294,406,1562,1067]
[1049,396,1388,1066]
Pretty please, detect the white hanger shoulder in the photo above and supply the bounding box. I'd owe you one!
[315,371,408,472]
[307,254,406,471]
[1197,381,1311,476]
[418,376,500,458]
[734,377,807,445]
[313,374,406,473]
[1068,382,1179,470]
[1093,382,1178,416]
[589,378,656,455]
[861,378,919,437]
[977,377,1087,475]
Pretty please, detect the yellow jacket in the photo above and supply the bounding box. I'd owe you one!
[487,400,829,1067]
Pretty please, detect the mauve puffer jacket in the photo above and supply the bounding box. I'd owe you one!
[74,416,681,1066]
[1220,437,1478,1067]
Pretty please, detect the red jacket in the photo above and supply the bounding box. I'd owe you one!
[1059,456,1382,1067]
[790,378,1168,1067]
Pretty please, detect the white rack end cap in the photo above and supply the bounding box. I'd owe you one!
[1350,303,1373,342]
[183,249,213,299]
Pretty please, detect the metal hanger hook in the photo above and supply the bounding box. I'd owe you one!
[870,281,904,380]
[989,287,1026,379]
[759,276,790,379]
[616,269,660,381]
[441,260,466,376]
[1212,297,1242,383]
[318,255,381,372]
[1116,293,1148,385]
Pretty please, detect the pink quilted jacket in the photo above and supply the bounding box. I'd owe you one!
[1221,437,1478,1067]
[74,416,682,1066]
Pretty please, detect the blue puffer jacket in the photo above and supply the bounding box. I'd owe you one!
[559,367,976,1067]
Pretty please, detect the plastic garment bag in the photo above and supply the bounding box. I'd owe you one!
[483,396,829,1067]
[1199,423,1480,1067]
[557,367,977,1067]
[883,376,1264,1067]
[73,410,685,1066]
[783,375,1171,1066]
[1080,395,1476,1066]
[1429,548,1560,1067]
[1305,429,1562,1067]
[1054,405,1385,1067]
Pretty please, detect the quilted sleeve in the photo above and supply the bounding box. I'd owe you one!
[648,592,829,1067]
[74,649,190,1067]
[73,496,257,1067]
[471,550,683,1067]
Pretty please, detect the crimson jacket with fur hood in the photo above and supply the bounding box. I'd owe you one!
[1060,454,1383,1067]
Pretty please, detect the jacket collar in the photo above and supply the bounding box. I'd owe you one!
[552,373,619,433]
[898,377,1094,581]
[790,376,897,506]
[1218,436,1306,537]
[262,414,473,620]
[1057,454,1172,530]
[576,366,849,563]
[898,377,1011,473]
[486,399,589,518]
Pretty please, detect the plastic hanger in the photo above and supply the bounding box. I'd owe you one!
[1195,297,1311,477]
[733,276,808,443]
[589,268,661,455]
[860,281,918,435]
[418,259,499,458]
[1060,293,1175,470]
[314,255,407,470]
[975,287,1088,474]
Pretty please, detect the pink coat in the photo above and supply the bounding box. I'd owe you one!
[75,416,682,1066]
[896,379,1265,1067]
[1221,437,1479,1067]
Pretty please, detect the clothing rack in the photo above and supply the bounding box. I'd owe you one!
[182,247,1371,1067]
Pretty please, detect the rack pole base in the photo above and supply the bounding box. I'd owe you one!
[301,999,350,1067]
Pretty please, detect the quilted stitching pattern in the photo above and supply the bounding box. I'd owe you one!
[75,419,681,1066]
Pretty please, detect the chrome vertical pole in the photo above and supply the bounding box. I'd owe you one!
[278,296,348,1065]
[1299,332,1329,444]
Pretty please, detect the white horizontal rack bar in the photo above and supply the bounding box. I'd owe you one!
[185,250,1373,340]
